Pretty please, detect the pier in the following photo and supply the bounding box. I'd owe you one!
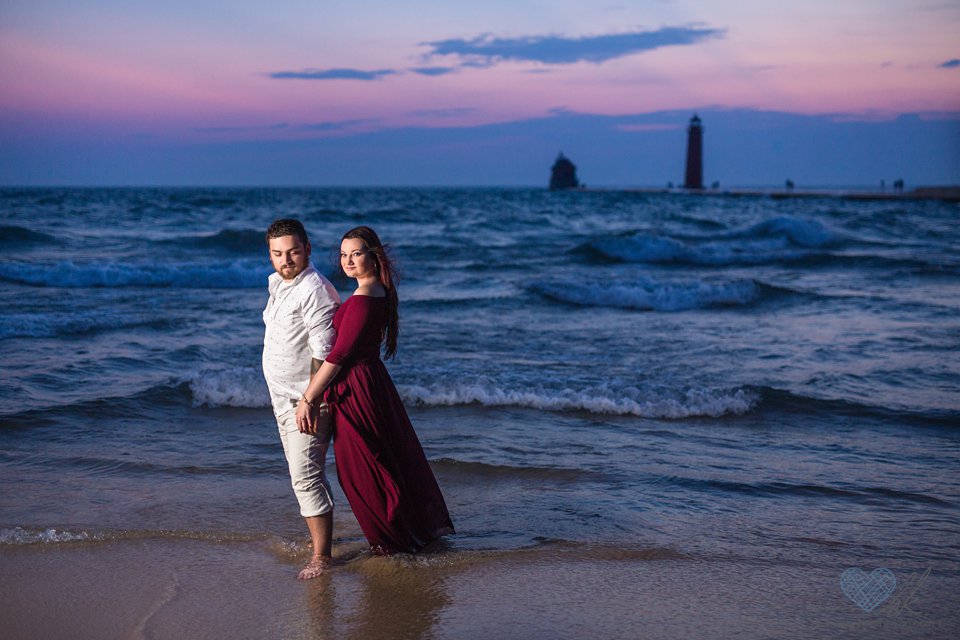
[602,186,960,202]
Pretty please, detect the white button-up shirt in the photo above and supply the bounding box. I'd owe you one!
[262,264,340,417]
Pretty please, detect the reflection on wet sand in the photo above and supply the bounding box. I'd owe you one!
[302,554,451,640]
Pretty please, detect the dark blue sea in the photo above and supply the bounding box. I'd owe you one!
[1,187,958,638]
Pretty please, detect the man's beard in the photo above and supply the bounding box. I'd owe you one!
[277,263,304,279]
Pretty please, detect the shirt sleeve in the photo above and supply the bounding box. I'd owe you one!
[324,298,373,366]
[302,286,339,361]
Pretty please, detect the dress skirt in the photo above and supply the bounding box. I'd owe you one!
[326,358,455,554]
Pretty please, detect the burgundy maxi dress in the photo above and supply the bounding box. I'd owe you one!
[323,294,454,554]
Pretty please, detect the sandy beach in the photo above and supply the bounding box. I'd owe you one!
[3,531,957,639]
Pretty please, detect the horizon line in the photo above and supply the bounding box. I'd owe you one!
[1,183,956,189]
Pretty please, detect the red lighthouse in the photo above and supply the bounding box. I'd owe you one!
[684,114,703,190]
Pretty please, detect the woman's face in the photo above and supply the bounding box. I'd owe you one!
[341,237,376,280]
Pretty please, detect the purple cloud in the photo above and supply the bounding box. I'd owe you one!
[938,59,960,68]
[269,68,396,80]
[422,26,723,65]
[410,66,457,76]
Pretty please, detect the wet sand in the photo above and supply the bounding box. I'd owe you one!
[2,538,956,639]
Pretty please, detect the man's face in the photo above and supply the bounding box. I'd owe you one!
[268,234,311,281]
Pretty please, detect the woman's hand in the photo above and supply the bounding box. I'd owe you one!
[296,397,318,434]
[296,359,342,435]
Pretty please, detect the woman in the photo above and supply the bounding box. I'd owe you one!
[295,226,454,557]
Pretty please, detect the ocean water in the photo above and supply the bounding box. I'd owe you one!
[1,187,959,634]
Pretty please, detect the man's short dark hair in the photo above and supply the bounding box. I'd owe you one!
[266,218,309,246]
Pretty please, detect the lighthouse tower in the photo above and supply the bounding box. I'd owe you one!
[684,114,704,190]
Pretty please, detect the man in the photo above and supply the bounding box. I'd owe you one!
[262,218,340,580]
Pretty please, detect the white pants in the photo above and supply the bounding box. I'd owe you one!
[276,409,334,518]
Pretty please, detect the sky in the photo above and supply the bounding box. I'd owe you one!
[0,0,958,187]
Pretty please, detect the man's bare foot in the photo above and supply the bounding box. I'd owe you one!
[297,556,331,580]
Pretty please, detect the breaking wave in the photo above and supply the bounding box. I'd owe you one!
[398,382,759,418]
[580,216,845,266]
[0,224,57,248]
[0,260,268,288]
[736,217,841,247]
[181,366,757,418]
[187,367,271,408]
[156,228,265,254]
[0,311,174,340]
[531,277,793,311]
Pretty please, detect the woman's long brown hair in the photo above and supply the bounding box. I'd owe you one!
[341,226,399,359]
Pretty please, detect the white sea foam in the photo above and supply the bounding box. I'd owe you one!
[186,364,757,418]
[398,382,759,418]
[533,278,761,311]
[0,260,268,288]
[0,526,96,545]
[187,367,271,408]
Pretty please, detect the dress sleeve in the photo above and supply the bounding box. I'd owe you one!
[324,298,373,366]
